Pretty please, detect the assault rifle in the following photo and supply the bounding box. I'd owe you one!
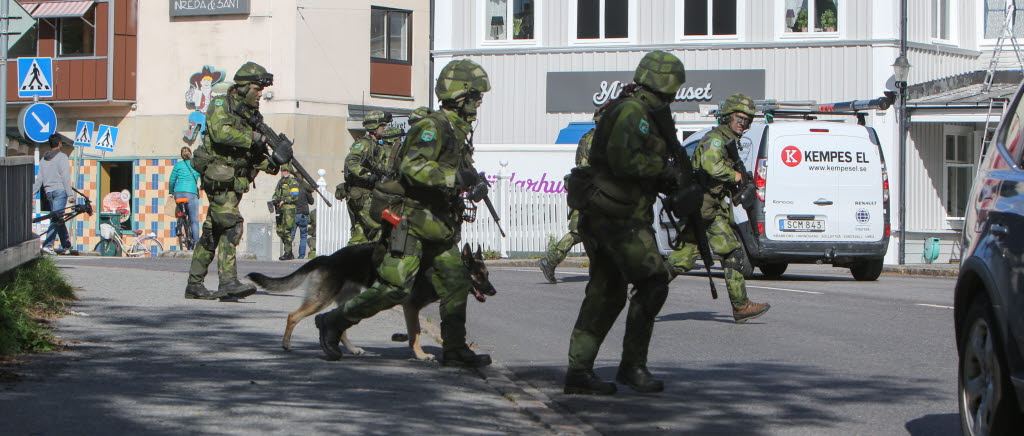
[232,104,332,207]
[649,104,718,299]
[456,166,506,238]
[722,139,758,225]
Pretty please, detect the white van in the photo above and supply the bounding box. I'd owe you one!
[656,119,891,281]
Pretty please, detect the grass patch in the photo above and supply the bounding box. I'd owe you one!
[0,257,76,356]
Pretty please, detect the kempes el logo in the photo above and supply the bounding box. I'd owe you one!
[782,146,802,167]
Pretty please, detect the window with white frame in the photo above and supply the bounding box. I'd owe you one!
[371,7,410,62]
[56,7,96,57]
[933,0,950,40]
[486,0,535,41]
[783,0,838,34]
[944,129,975,218]
[575,0,630,40]
[682,0,737,37]
[983,0,1024,39]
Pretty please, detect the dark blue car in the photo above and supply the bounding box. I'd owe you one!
[956,81,1024,435]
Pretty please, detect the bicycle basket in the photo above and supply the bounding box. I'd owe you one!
[100,223,117,240]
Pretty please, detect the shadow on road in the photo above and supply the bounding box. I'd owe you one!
[508,361,949,435]
[905,413,961,436]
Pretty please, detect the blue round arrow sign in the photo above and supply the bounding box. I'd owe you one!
[22,103,57,143]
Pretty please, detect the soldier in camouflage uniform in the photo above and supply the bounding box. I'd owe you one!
[307,208,317,258]
[342,111,391,245]
[273,167,301,260]
[539,110,601,283]
[379,125,406,170]
[315,60,493,368]
[185,62,291,300]
[667,93,770,322]
[563,51,686,395]
[408,106,433,126]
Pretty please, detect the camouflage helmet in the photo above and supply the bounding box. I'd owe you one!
[233,62,273,87]
[382,126,405,142]
[408,106,433,125]
[435,59,491,101]
[362,111,392,130]
[721,93,756,118]
[633,51,686,95]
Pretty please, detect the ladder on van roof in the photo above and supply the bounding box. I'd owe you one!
[740,97,893,125]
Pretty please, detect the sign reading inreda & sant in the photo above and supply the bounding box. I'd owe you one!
[170,0,250,17]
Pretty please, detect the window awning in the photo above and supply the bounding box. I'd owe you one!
[18,3,40,14]
[29,1,94,18]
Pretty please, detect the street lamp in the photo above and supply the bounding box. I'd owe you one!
[893,54,911,265]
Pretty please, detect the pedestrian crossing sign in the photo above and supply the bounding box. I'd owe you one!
[74,120,95,147]
[95,124,119,152]
[17,57,53,98]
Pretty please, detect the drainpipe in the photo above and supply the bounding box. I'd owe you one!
[898,0,908,266]
[428,0,435,108]
[1,0,8,157]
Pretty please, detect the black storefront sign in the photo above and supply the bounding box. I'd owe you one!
[546,70,766,113]
[170,0,250,17]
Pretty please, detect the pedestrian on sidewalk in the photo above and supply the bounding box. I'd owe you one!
[32,134,74,255]
[273,166,301,260]
[169,146,202,244]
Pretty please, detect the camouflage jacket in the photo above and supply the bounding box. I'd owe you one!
[395,109,473,218]
[273,175,301,208]
[576,129,594,168]
[694,124,740,200]
[202,93,278,191]
[344,134,381,190]
[588,88,671,221]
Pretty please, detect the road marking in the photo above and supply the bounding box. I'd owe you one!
[747,285,824,294]
[916,303,954,309]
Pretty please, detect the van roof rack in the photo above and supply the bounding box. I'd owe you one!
[710,96,893,126]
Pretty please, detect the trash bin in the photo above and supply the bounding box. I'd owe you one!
[246,222,273,261]
[922,237,941,264]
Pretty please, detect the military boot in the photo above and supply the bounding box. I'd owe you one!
[279,251,294,261]
[217,280,257,300]
[184,283,223,300]
[616,363,664,393]
[441,347,492,368]
[315,311,353,361]
[539,258,557,284]
[733,301,771,323]
[564,369,617,395]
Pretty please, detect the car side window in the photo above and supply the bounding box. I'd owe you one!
[1012,99,1024,168]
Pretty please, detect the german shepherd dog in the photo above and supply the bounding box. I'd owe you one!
[246,242,496,360]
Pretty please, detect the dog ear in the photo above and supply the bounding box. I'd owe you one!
[462,243,472,259]
[476,244,483,259]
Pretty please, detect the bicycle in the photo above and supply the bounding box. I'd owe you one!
[174,197,195,250]
[95,223,164,257]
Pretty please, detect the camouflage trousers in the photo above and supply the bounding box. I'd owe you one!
[543,209,582,267]
[666,213,750,310]
[333,235,472,351]
[346,187,381,245]
[568,213,673,372]
[308,209,317,257]
[276,205,297,254]
[188,190,244,285]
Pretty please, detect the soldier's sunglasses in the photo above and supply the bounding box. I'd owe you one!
[734,114,752,127]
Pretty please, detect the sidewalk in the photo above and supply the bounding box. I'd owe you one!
[0,260,570,435]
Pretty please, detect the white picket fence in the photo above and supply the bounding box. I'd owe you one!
[313,166,583,258]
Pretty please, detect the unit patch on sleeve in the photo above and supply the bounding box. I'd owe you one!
[421,130,436,141]
[712,138,723,148]
[639,119,650,135]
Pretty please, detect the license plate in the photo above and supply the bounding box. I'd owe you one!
[780,219,825,232]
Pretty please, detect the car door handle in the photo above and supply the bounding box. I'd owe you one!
[991,224,1008,237]
[814,199,834,206]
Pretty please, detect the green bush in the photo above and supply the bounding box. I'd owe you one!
[0,257,76,355]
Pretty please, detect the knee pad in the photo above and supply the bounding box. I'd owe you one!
[225,225,244,246]
[720,250,746,272]
[198,229,217,251]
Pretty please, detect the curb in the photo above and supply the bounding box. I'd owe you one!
[882,265,959,278]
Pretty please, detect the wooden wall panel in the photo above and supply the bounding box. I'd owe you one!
[6,61,16,101]
[95,59,107,99]
[55,61,69,99]
[369,62,412,97]
[113,37,125,100]
[38,19,55,58]
[96,2,109,56]
[68,60,83,100]
[124,35,136,100]
[115,0,127,34]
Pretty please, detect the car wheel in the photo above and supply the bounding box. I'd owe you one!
[959,294,1023,435]
[759,262,788,280]
[850,258,883,281]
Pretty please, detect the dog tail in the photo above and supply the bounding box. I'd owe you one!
[246,261,319,293]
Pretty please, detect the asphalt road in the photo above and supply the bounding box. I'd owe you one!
[15,257,959,435]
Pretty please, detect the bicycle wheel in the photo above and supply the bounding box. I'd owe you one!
[131,237,164,258]
[177,216,194,250]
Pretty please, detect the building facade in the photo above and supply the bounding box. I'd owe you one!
[433,0,1018,265]
[13,0,432,256]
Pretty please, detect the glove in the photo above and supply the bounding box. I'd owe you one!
[365,172,379,185]
[270,136,293,166]
[456,167,479,189]
[466,180,489,202]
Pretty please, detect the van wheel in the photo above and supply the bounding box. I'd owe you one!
[759,262,788,280]
[850,259,883,281]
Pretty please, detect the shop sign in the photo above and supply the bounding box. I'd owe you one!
[170,0,250,17]
[546,70,765,113]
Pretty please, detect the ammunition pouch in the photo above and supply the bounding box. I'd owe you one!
[387,217,420,258]
[666,183,704,219]
[565,166,638,218]
[191,144,213,174]
[203,160,237,192]
[334,182,348,200]
[369,180,407,225]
